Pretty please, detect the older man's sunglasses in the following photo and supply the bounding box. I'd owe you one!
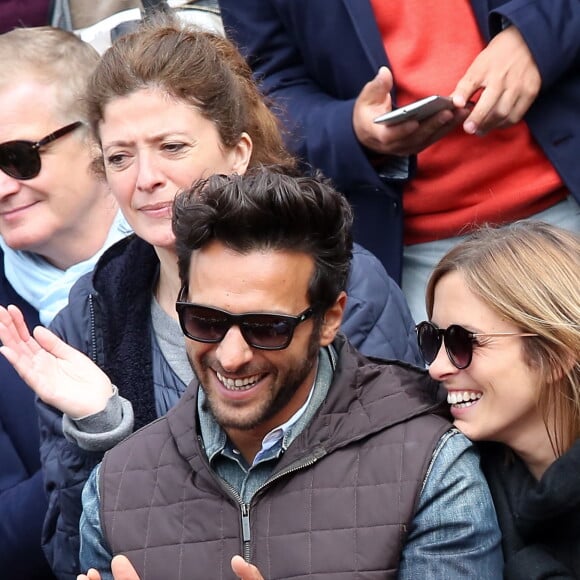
[176,289,316,351]
[0,121,82,180]
[416,321,538,369]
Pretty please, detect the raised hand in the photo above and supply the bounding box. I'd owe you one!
[0,304,113,418]
[452,25,541,136]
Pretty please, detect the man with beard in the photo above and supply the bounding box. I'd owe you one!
[10,169,502,579]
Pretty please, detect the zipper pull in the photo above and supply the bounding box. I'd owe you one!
[241,503,251,542]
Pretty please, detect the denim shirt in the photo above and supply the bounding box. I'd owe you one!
[80,348,503,578]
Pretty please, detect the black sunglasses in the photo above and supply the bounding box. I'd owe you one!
[416,321,538,370]
[176,290,316,351]
[0,121,83,180]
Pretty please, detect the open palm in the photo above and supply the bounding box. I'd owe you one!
[0,305,113,418]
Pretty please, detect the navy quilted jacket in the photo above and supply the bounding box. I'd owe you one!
[0,249,56,580]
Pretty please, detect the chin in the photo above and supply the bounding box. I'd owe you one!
[141,230,176,250]
[1,232,48,253]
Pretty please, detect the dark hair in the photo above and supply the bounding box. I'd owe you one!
[173,167,354,311]
[84,13,296,175]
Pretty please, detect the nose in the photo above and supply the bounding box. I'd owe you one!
[135,150,165,193]
[0,170,22,199]
[215,325,254,372]
[427,342,459,381]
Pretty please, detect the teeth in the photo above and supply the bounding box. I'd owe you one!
[447,391,482,405]
[217,372,261,391]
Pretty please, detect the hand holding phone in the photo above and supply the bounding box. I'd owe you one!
[373,95,455,126]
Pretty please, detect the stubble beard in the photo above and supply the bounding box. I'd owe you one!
[196,323,322,431]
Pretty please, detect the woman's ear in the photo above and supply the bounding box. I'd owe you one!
[319,292,347,347]
[230,132,253,175]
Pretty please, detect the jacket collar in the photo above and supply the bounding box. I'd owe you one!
[90,235,160,429]
[167,335,447,473]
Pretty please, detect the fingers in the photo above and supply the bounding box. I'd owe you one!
[0,305,73,363]
[0,305,42,370]
[5,304,33,341]
[0,305,36,350]
[452,26,540,135]
[111,555,141,580]
[354,63,474,156]
[78,556,139,580]
[367,66,394,102]
[353,66,395,151]
[357,66,394,107]
[32,324,81,360]
[386,108,466,156]
[77,569,101,580]
[231,555,265,580]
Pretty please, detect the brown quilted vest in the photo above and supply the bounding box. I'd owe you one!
[99,340,450,579]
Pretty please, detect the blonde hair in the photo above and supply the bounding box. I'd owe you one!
[0,27,100,125]
[84,13,297,176]
[426,221,580,454]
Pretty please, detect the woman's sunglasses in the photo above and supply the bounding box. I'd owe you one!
[0,121,82,180]
[415,321,538,369]
[176,290,316,351]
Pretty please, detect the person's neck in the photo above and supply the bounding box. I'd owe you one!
[40,197,119,270]
[154,245,181,321]
[508,421,558,480]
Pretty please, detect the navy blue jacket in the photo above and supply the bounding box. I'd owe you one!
[40,234,422,579]
[0,249,56,580]
[220,0,580,282]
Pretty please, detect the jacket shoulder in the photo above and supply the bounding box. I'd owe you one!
[344,243,422,364]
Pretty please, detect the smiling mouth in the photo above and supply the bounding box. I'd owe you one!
[216,371,263,391]
[0,202,38,217]
[447,391,482,408]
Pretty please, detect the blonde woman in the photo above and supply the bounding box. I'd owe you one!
[418,221,580,579]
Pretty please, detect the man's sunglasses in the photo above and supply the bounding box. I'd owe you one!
[0,121,82,180]
[176,290,316,351]
[415,321,538,370]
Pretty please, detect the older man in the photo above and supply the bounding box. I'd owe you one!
[0,26,128,580]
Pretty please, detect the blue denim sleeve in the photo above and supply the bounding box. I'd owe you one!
[79,464,114,580]
[399,429,503,579]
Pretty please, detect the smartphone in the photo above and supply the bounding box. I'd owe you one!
[374,95,455,126]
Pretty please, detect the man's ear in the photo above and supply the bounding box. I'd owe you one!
[319,291,347,347]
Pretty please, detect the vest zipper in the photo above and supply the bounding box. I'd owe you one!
[207,445,327,564]
[241,447,327,556]
[197,449,254,563]
[240,503,252,561]
[217,481,253,562]
[241,450,326,562]
[255,447,327,497]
